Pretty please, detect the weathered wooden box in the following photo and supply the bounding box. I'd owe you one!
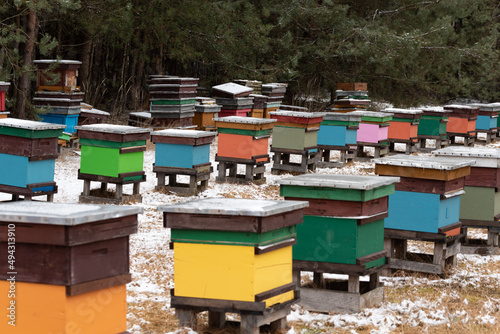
[418,107,450,137]
[0,201,141,286]
[278,174,399,267]
[317,112,361,146]
[337,82,368,91]
[78,107,110,125]
[159,198,307,308]
[77,124,151,180]
[375,155,473,233]
[269,111,323,151]
[382,108,422,141]
[151,129,216,169]
[34,59,82,92]
[0,81,10,112]
[215,116,276,162]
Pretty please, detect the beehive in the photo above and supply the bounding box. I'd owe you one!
[0,81,10,113]
[418,107,451,137]
[443,104,479,135]
[375,155,473,233]
[0,201,141,334]
[269,111,323,151]
[351,110,392,144]
[159,198,308,307]
[34,59,81,92]
[317,112,361,146]
[214,116,276,162]
[77,124,151,180]
[381,108,422,142]
[0,118,64,192]
[151,129,216,169]
[278,174,399,268]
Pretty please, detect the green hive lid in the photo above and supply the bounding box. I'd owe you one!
[269,110,324,118]
[158,198,308,216]
[0,201,142,226]
[76,123,152,135]
[152,129,216,139]
[433,147,500,168]
[277,174,399,190]
[374,154,475,170]
[321,112,362,123]
[213,116,276,125]
[0,118,66,131]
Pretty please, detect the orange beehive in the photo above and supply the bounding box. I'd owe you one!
[444,105,479,135]
[217,132,269,162]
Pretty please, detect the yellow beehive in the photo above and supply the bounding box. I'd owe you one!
[0,281,127,334]
[174,243,294,307]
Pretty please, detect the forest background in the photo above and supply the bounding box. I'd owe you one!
[1,0,500,119]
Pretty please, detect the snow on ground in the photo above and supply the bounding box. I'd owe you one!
[23,136,500,334]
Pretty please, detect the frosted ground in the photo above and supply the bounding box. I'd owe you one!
[3,137,498,333]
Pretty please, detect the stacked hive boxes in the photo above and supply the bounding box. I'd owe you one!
[147,76,198,127]
[0,81,10,118]
[433,147,500,253]
[151,129,216,195]
[0,201,141,334]
[278,174,399,313]
[213,82,253,117]
[77,124,151,202]
[375,155,473,274]
[381,108,423,153]
[194,97,221,131]
[334,83,370,112]
[261,83,286,118]
[269,110,323,173]
[444,104,479,145]
[33,60,84,134]
[214,116,276,183]
[417,107,451,150]
[158,198,307,331]
[249,94,267,118]
[0,119,65,200]
[234,79,262,94]
[317,111,361,166]
[468,103,500,143]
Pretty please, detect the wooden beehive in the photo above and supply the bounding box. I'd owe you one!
[214,116,276,162]
[0,119,64,190]
[269,111,323,151]
[159,198,308,307]
[0,201,140,334]
[317,112,361,146]
[351,110,392,144]
[375,155,473,233]
[278,174,399,268]
[443,104,479,134]
[468,103,500,131]
[151,129,216,169]
[381,108,422,142]
[418,107,451,137]
[77,124,151,180]
[0,81,10,112]
[34,59,81,92]
[336,82,368,91]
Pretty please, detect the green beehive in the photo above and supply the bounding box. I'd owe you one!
[278,174,399,268]
[418,107,451,137]
[77,124,151,181]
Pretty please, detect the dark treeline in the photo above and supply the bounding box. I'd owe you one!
[1,0,500,118]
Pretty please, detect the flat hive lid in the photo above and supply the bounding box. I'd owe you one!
[374,154,475,170]
[0,118,66,130]
[278,174,400,190]
[322,112,362,122]
[76,123,151,134]
[212,83,253,95]
[444,104,479,110]
[129,111,151,118]
[270,111,324,118]
[81,108,110,116]
[467,103,500,112]
[382,108,423,115]
[0,202,142,226]
[433,146,500,168]
[350,110,394,118]
[152,129,216,138]
[33,59,82,65]
[158,198,308,217]
[213,116,276,124]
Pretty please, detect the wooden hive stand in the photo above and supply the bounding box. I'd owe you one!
[155,164,212,196]
[418,135,450,152]
[433,146,500,255]
[216,155,268,184]
[271,147,321,174]
[318,145,358,168]
[158,198,307,334]
[79,171,145,204]
[278,174,399,313]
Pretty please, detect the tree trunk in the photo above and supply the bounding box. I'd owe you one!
[16,5,37,119]
[80,37,93,97]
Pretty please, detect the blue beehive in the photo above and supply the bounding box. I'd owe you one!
[151,129,216,169]
[0,154,55,189]
[39,113,79,134]
[374,155,474,234]
[317,112,361,146]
